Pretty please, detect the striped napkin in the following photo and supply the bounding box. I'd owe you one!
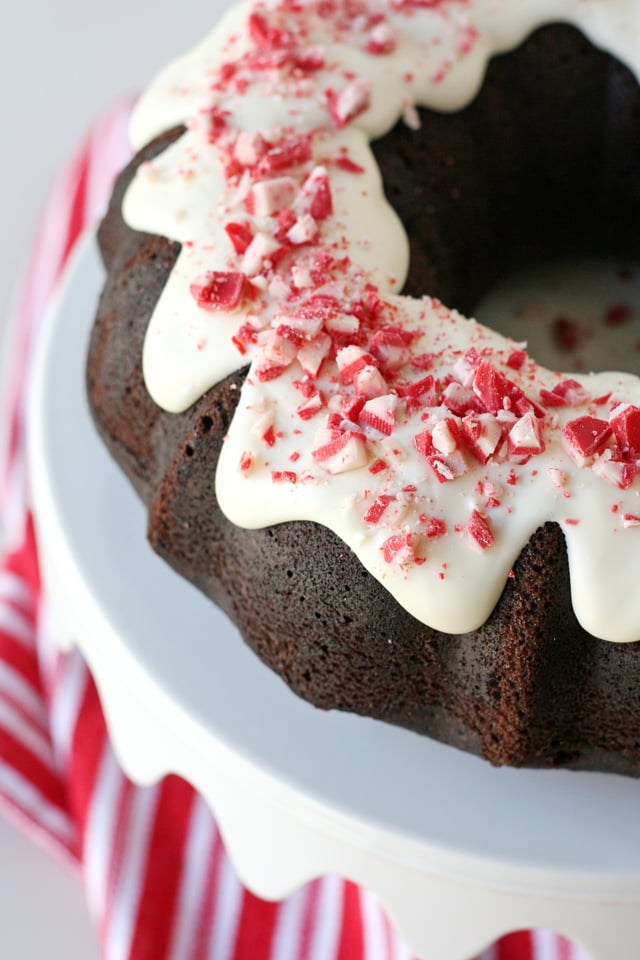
[0,101,587,960]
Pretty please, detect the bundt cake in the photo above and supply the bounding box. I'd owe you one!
[88,0,640,775]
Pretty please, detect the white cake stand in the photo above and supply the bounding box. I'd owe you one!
[27,235,640,960]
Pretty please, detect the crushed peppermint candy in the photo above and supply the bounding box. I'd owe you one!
[126,0,640,640]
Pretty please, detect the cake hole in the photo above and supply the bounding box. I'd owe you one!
[372,23,640,375]
[200,415,213,433]
[475,259,640,374]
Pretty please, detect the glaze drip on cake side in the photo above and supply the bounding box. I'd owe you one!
[123,0,640,642]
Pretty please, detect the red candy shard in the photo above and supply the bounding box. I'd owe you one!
[364,494,396,524]
[255,362,288,382]
[336,346,377,384]
[359,394,397,435]
[259,135,312,173]
[461,413,503,464]
[296,390,325,421]
[224,221,254,254]
[396,373,435,399]
[248,11,295,51]
[431,416,462,455]
[472,361,523,415]
[190,271,246,311]
[326,80,371,129]
[539,378,590,408]
[514,395,546,420]
[507,411,545,459]
[425,517,446,539]
[271,470,297,483]
[368,458,387,475]
[249,176,297,216]
[381,532,415,565]
[342,395,366,423]
[297,333,332,378]
[592,456,637,490]
[301,168,333,220]
[506,349,527,371]
[365,22,397,55]
[262,425,276,448]
[239,451,254,474]
[413,429,434,459]
[609,403,640,453]
[467,509,494,550]
[292,47,325,72]
[427,451,467,483]
[452,347,481,386]
[334,155,365,174]
[312,429,368,474]
[562,416,612,464]
[442,381,477,416]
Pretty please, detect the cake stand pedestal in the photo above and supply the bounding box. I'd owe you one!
[27,235,640,960]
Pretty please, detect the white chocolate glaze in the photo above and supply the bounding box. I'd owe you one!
[123,0,640,641]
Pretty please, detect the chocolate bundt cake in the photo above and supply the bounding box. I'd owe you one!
[88,0,640,775]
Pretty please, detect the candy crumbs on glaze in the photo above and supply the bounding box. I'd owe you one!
[122,0,640,642]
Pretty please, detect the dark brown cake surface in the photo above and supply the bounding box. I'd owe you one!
[88,18,640,776]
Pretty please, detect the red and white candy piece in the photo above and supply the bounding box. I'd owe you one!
[242,232,280,275]
[539,378,590,408]
[431,417,460,456]
[359,394,397,436]
[442,382,477,417]
[472,361,524,415]
[190,271,246,311]
[257,329,298,368]
[507,411,545,461]
[467,510,494,550]
[296,167,333,221]
[296,389,325,421]
[326,79,371,129]
[354,364,388,399]
[562,416,612,467]
[609,403,640,453]
[461,413,503,464]
[364,494,397,525]
[427,451,467,484]
[452,348,481,387]
[366,22,397,55]
[380,531,417,566]
[336,346,377,384]
[325,311,360,336]
[312,425,368,474]
[234,130,267,166]
[591,453,637,490]
[286,214,318,246]
[297,333,332,378]
[249,177,297,217]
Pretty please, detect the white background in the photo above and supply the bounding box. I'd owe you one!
[1,1,225,344]
[1,2,227,955]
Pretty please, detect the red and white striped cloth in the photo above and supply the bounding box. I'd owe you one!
[0,101,587,960]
